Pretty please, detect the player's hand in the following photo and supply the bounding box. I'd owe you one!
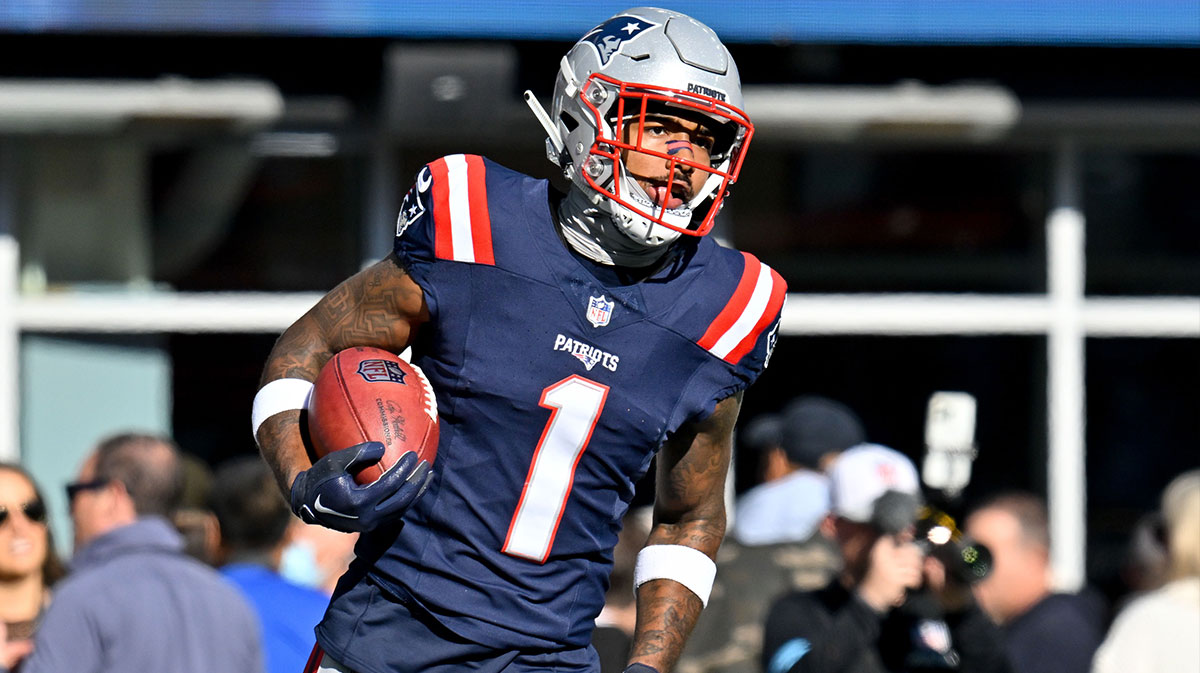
[289,441,433,533]
[857,534,924,613]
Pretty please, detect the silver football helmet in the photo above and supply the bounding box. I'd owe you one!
[529,7,753,246]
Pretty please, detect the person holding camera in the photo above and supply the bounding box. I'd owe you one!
[761,444,1010,673]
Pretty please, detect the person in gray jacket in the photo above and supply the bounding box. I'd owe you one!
[19,433,263,673]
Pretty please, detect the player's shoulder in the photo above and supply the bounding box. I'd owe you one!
[394,154,548,267]
[415,153,541,201]
[422,153,536,183]
[681,240,787,368]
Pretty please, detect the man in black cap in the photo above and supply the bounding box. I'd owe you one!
[732,396,867,546]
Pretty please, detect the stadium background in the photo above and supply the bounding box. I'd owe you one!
[0,0,1196,609]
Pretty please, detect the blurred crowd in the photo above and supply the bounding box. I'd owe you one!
[1,412,1196,673]
[1,433,357,673]
[591,396,1200,673]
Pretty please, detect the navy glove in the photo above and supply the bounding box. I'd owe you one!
[624,665,660,673]
[290,442,433,533]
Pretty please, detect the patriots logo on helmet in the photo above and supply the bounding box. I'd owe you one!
[581,16,658,66]
[357,359,407,384]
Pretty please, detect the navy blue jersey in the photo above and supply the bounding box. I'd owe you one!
[349,154,785,651]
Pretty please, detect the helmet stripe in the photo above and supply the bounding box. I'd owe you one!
[431,154,495,265]
[699,252,786,364]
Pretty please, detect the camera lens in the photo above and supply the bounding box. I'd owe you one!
[957,541,993,583]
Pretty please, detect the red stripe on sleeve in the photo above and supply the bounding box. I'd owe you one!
[429,158,454,261]
[697,252,759,352]
[724,264,787,364]
[302,644,325,673]
[464,155,495,265]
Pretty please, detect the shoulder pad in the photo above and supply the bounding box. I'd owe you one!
[696,251,787,365]
[396,153,495,266]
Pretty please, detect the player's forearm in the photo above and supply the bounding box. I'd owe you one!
[255,316,336,496]
[255,257,426,497]
[628,569,708,672]
[626,395,739,671]
[255,411,312,497]
[629,519,724,671]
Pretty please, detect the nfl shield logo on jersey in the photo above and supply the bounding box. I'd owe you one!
[586,295,614,328]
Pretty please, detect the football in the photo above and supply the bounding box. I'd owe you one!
[307,346,440,485]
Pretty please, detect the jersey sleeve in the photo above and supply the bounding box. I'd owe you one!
[393,153,497,268]
[695,250,787,394]
[393,154,499,320]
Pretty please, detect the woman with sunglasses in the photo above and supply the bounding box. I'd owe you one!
[0,463,65,673]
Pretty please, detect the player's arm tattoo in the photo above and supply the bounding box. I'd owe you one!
[629,391,742,671]
[257,255,429,495]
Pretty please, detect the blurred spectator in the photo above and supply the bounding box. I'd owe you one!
[0,464,65,673]
[20,432,263,673]
[732,397,866,547]
[171,453,219,565]
[966,493,1103,673]
[592,509,649,673]
[678,397,862,673]
[280,518,357,596]
[1092,469,1200,673]
[210,455,330,673]
[1114,511,1169,613]
[762,444,1010,673]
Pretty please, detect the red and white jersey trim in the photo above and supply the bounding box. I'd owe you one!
[698,252,786,364]
[430,154,495,265]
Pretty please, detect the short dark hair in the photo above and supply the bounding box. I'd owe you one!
[209,455,291,554]
[971,491,1050,550]
[92,432,184,517]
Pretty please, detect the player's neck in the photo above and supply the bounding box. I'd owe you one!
[554,187,673,271]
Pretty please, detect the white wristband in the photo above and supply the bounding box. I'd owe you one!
[633,544,717,607]
[251,378,314,440]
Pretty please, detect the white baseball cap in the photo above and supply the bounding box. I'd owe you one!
[828,443,922,523]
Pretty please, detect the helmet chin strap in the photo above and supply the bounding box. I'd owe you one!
[557,187,675,268]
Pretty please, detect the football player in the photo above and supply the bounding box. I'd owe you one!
[253,7,786,673]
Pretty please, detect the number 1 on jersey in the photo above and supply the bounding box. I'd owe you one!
[503,375,609,563]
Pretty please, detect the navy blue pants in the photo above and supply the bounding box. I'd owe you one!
[311,575,600,673]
